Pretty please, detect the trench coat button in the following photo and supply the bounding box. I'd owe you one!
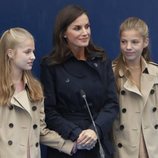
[33,124,38,129]
[150,89,155,95]
[9,105,14,110]
[122,108,126,113]
[120,90,126,95]
[65,78,70,83]
[94,63,98,67]
[8,140,13,145]
[118,143,122,148]
[9,123,14,128]
[153,107,157,112]
[154,124,158,129]
[35,142,39,147]
[120,125,124,130]
[32,106,37,111]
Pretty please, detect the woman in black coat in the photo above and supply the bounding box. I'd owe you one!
[40,4,119,158]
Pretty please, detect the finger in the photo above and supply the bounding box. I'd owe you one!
[77,134,87,143]
[78,136,91,145]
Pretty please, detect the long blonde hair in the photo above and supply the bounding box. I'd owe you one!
[113,17,151,92]
[0,27,43,106]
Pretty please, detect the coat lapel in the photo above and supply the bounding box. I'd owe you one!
[141,73,158,104]
[11,90,32,116]
[124,79,142,96]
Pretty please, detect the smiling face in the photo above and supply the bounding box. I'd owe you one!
[64,13,91,51]
[120,29,148,64]
[7,38,35,73]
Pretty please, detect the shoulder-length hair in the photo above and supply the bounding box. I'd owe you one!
[45,4,106,65]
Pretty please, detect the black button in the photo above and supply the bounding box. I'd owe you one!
[8,140,13,145]
[150,89,155,94]
[155,124,158,129]
[121,90,126,95]
[35,142,39,147]
[120,125,124,130]
[94,63,98,67]
[119,75,124,78]
[122,108,126,113]
[153,107,157,112]
[33,124,38,129]
[32,106,37,111]
[118,143,122,148]
[9,105,14,110]
[9,123,14,128]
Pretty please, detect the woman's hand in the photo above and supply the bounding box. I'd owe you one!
[76,129,97,150]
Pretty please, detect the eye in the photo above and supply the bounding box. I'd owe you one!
[132,40,139,44]
[85,24,90,29]
[73,25,82,31]
[24,49,35,54]
[121,40,126,44]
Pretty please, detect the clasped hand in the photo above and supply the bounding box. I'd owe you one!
[76,129,97,150]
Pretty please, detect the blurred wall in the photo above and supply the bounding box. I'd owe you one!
[1,0,158,157]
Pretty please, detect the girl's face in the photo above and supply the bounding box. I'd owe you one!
[120,29,148,63]
[8,38,35,72]
[64,13,91,51]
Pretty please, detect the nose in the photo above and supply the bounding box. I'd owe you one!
[126,42,132,50]
[82,28,88,35]
[31,52,35,60]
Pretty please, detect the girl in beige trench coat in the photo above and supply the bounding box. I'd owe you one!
[0,28,76,158]
[112,17,158,158]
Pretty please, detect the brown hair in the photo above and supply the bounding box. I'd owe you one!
[44,4,105,65]
[113,17,151,91]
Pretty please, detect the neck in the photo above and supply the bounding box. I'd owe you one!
[126,59,141,70]
[128,65,141,70]
[11,69,23,84]
[70,47,86,60]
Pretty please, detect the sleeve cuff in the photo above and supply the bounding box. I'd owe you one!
[69,128,82,141]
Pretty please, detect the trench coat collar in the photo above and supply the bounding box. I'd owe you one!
[118,57,148,77]
[65,50,102,61]
[119,57,158,97]
[10,78,32,116]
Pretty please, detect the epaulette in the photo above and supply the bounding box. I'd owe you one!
[149,61,158,66]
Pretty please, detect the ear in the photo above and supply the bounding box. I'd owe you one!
[144,37,149,48]
[7,49,15,59]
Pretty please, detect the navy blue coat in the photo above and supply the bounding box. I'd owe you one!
[40,52,119,158]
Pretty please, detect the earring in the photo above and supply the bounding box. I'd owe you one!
[64,35,67,38]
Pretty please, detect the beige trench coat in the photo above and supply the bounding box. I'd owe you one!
[0,90,74,158]
[112,58,158,158]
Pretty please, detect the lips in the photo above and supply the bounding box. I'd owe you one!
[27,62,33,66]
[80,38,89,42]
[125,52,134,56]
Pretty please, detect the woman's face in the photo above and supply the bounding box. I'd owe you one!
[64,13,91,50]
[120,29,148,63]
[8,38,35,72]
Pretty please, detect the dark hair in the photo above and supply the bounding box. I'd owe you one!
[45,4,105,65]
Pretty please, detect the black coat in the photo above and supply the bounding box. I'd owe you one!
[40,53,119,158]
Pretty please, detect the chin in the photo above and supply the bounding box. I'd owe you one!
[80,43,89,47]
[25,67,32,70]
[125,56,136,61]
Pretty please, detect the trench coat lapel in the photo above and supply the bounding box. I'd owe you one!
[124,79,142,96]
[123,72,158,108]
[11,90,32,116]
[141,73,158,104]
